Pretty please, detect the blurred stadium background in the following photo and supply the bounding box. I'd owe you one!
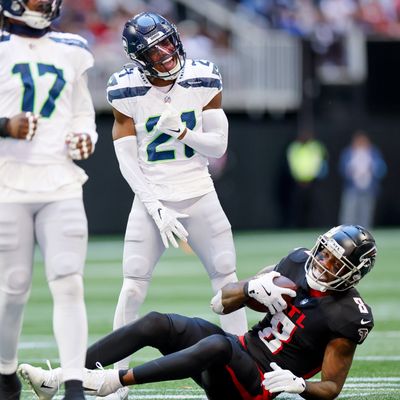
[20,0,400,398]
[53,0,400,233]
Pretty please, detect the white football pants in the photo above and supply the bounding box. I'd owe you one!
[113,191,248,369]
[0,199,87,381]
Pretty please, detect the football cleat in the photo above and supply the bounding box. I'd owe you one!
[18,362,61,400]
[82,364,123,397]
[95,386,129,400]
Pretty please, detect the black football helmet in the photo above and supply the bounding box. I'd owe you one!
[305,225,377,292]
[122,12,185,80]
[0,0,62,29]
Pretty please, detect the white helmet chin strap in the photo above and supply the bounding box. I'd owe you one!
[4,9,51,29]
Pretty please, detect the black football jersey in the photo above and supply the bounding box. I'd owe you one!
[243,248,374,378]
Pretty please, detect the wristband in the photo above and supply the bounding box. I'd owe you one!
[0,118,10,138]
[243,282,250,298]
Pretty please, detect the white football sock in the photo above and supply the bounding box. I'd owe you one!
[49,274,87,382]
[112,278,150,369]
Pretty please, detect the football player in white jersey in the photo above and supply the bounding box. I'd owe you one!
[102,11,248,399]
[0,1,97,399]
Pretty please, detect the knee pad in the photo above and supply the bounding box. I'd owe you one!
[123,253,153,280]
[207,250,236,280]
[1,266,31,297]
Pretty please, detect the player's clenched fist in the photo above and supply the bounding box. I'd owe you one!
[3,112,39,140]
[155,103,186,138]
[66,133,94,160]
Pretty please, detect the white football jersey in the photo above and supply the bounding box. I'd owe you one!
[107,59,223,201]
[0,30,96,201]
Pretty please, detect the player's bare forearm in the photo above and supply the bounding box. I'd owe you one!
[112,107,136,140]
[219,281,249,314]
[300,338,356,400]
[211,265,275,314]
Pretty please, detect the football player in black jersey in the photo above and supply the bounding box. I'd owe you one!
[19,225,376,400]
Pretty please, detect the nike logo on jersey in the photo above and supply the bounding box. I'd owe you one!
[157,208,163,219]
[41,382,54,389]
[169,128,181,133]
[262,284,271,296]
[360,319,371,325]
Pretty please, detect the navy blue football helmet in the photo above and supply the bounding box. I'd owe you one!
[122,12,185,80]
[0,0,62,29]
[305,225,377,292]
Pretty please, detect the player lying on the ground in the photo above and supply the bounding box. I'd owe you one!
[19,225,376,400]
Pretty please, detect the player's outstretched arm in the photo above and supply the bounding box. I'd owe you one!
[263,337,357,400]
[112,108,188,248]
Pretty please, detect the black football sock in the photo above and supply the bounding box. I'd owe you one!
[0,372,22,400]
[63,379,85,400]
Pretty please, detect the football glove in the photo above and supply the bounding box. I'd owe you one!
[146,200,189,249]
[66,133,94,160]
[155,104,185,139]
[262,362,306,394]
[246,271,296,314]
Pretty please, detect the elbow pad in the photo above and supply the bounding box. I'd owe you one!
[180,108,228,158]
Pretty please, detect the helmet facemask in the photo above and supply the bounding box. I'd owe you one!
[139,34,184,80]
[305,225,377,292]
[3,0,61,29]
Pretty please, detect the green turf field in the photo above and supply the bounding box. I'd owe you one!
[19,229,400,399]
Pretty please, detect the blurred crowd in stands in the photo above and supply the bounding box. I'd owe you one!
[56,0,400,53]
[56,0,400,109]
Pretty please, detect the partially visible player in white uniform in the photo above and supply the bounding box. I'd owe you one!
[0,1,97,399]
[102,11,247,400]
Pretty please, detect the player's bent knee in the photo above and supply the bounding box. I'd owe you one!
[199,335,232,362]
[137,311,170,334]
[1,266,31,296]
[120,278,148,303]
[49,274,84,301]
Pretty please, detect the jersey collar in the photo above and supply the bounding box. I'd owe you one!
[9,23,50,38]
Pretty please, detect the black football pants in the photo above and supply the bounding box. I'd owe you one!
[85,311,263,399]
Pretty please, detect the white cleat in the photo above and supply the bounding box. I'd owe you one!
[18,362,61,400]
[95,386,129,400]
[82,365,124,397]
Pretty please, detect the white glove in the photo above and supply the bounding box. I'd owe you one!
[66,133,94,160]
[262,362,306,394]
[246,271,296,314]
[25,112,40,141]
[155,104,185,138]
[146,200,189,248]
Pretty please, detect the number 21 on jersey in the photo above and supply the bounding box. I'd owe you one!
[146,111,195,162]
